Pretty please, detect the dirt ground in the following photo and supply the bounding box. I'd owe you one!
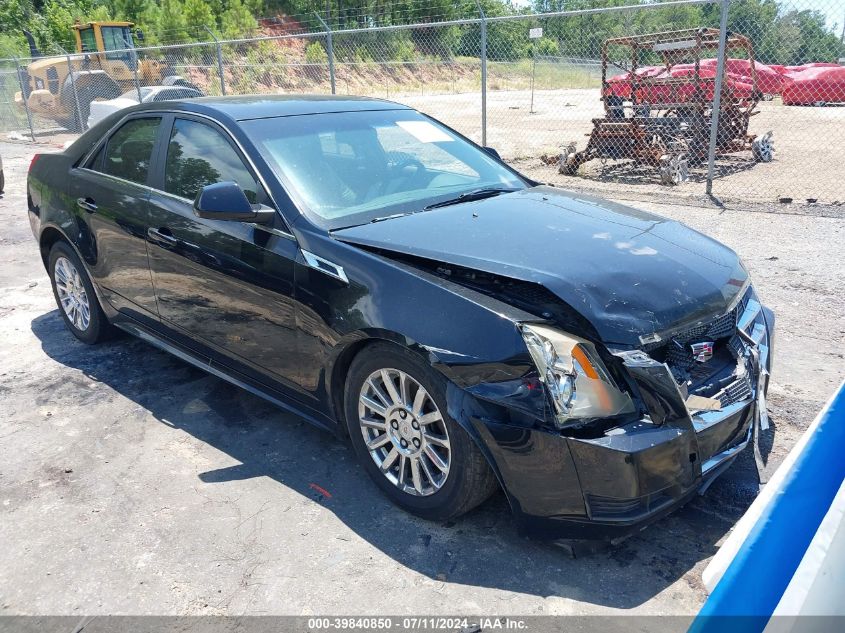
[0,136,843,617]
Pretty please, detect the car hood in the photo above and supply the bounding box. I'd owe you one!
[333,186,748,346]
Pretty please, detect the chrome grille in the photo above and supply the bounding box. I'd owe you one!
[640,286,765,408]
[716,372,753,407]
[642,287,750,367]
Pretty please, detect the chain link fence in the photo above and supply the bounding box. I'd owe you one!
[2,0,844,206]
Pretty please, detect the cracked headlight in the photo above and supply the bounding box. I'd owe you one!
[520,324,635,428]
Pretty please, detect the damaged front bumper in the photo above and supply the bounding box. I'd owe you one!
[465,288,774,541]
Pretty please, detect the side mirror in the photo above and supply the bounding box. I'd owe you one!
[483,146,502,161]
[193,181,274,223]
[135,29,145,42]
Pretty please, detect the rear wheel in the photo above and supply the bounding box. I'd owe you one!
[48,241,113,344]
[344,343,498,521]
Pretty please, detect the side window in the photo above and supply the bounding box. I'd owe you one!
[85,144,105,171]
[165,119,261,203]
[152,90,176,102]
[78,28,97,53]
[101,117,160,185]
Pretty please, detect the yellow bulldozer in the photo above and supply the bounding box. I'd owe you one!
[16,21,198,131]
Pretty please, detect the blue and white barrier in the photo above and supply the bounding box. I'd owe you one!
[690,380,845,631]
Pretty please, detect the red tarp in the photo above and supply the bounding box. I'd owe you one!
[785,63,841,73]
[605,64,753,103]
[782,66,845,105]
[699,58,785,95]
[605,59,843,104]
[606,65,663,98]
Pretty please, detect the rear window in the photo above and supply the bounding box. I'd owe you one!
[100,117,160,185]
[152,89,200,102]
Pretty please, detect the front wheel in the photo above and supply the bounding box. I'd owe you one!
[344,343,498,521]
[48,241,113,344]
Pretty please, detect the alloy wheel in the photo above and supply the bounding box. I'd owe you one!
[358,368,451,496]
[54,256,91,331]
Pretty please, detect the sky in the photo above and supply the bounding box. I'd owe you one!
[785,0,843,32]
[510,1,844,34]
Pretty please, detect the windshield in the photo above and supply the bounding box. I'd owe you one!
[241,110,525,229]
[101,26,134,62]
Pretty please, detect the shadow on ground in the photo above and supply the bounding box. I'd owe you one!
[572,155,760,188]
[31,309,769,609]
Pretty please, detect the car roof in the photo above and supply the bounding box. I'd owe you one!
[133,94,411,121]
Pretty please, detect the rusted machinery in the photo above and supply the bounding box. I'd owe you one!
[560,28,774,185]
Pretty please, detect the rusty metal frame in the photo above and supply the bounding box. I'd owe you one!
[564,27,763,183]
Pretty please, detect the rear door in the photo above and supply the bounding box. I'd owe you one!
[70,115,162,325]
[145,115,306,400]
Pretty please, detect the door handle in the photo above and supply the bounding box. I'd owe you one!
[76,197,97,213]
[147,227,178,246]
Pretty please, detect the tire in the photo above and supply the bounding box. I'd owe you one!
[0,169,4,194]
[48,241,113,344]
[344,343,498,522]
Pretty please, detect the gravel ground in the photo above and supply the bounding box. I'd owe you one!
[0,138,843,617]
[399,90,845,206]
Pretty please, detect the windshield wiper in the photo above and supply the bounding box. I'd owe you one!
[424,187,520,210]
[368,212,414,224]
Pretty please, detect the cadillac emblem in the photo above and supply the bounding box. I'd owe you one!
[690,341,715,363]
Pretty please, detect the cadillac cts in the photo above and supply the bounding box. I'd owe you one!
[27,96,774,541]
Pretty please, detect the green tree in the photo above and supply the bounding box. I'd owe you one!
[156,0,190,44]
[0,0,47,48]
[135,2,161,42]
[0,32,28,58]
[782,10,844,64]
[184,0,216,35]
[221,0,258,39]
[304,40,327,64]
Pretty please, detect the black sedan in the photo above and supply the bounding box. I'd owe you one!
[27,96,774,541]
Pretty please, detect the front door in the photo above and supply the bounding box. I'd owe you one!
[145,115,305,399]
[69,115,161,325]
